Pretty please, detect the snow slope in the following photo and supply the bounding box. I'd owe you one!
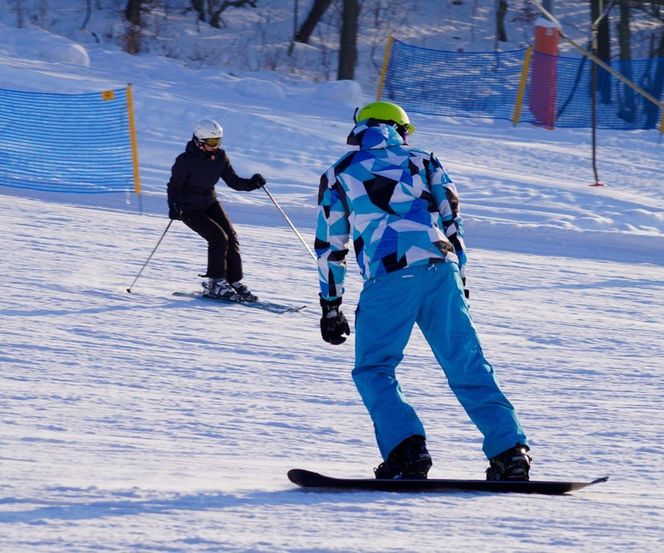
[1,11,664,553]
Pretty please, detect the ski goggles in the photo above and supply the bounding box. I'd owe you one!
[202,137,221,147]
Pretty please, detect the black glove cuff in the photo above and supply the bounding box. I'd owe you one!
[320,294,342,315]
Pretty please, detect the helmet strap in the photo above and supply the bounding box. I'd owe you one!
[395,124,408,140]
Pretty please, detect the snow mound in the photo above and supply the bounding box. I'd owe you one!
[234,77,285,99]
[314,80,364,105]
[36,42,90,67]
[0,22,90,67]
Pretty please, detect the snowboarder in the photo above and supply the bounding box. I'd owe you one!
[167,118,266,302]
[315,101,531,480]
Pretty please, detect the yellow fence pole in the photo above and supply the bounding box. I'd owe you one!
[512,47,533,127]
[126,83,141,195]
[375,35,394,101]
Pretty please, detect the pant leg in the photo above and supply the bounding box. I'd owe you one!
[353,268,427,460]
[416,262,528,459]
[182,202,241,281]
[205,202,243,283]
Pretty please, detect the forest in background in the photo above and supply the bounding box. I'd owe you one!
[3,1,663,86]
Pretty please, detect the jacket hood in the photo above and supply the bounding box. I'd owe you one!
[346,121,405,149]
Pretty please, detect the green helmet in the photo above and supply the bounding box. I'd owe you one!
[354,101,415,135]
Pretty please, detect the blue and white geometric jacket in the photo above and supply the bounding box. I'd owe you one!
[315,121,467,301]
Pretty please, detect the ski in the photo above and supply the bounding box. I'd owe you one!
[173,291,306,314]
[287,469,608,495]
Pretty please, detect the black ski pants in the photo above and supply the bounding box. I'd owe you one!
[182,201,242,282]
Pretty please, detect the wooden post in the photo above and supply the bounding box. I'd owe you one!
[375,35,394,101]
[126,84,141,195]
[512,47,533,126]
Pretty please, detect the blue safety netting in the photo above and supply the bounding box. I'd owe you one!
[383,41,525,120]
[529,51,664,130]
[0,87,136,193]
[382,38,663,130]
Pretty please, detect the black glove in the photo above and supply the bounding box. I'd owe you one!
[462,276,470,300]
[168,198,182,220]
[249,173,266,190]
[320,296,351,345]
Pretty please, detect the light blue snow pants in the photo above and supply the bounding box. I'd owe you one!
[352,262,528,461]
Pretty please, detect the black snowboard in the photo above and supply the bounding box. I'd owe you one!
[287,469,608,495]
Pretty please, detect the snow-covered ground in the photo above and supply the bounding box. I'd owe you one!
[1,6,664,553]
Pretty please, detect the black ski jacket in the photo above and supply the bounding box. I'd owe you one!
[167,140,258,212]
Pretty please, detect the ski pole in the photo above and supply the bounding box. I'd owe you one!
[126,220,173,293]
[263,186,317,262]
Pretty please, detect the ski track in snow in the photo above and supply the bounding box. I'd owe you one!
[2,192,663,552]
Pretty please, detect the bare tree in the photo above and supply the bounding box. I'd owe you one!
[590,0,612,103]
[124,0,143,54]
[617,0,635,121]
[638,1,664,127]
[191,0,257,29]
[645,31,664,127]
[337,0,359,80]
[125,0,142,26]
[81,0,93,30]
[293,0,333,44]
[496,0,508,42]
[616,0,632,60]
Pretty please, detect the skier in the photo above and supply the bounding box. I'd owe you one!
[167,118,266,302]
[315,101,532,480]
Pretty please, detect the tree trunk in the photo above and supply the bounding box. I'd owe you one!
[208,1,258,29]
[337,0,360,81]
[191,0,205,22]
[591,0,612,104]
[617,0,631,59]
[645,30,664,128]
[124,0,143,54]
[617,0,635,121]
[496,0,508,42]
[125,0,142,26]
[294,0,333,44]
[81,0,92,30]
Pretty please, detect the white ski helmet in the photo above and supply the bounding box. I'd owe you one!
[194,119,223,140]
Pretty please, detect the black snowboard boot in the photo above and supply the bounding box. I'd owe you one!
[374,435,432,480]
[486,444,532,481]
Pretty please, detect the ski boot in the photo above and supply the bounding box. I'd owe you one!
[230,281,258,302]
[374,435,432,480]
[202,278,241,301]
[486,444,532,481]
